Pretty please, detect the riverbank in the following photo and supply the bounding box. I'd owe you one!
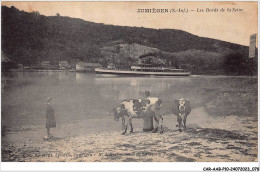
[4,70,259,77]
[2,114,257,162]
[10,69,76,72]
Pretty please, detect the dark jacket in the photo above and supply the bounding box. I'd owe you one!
[46,104,56,128]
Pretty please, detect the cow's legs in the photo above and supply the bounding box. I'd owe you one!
[122,116,126,128]
[152,113,160,133]
[122,116,129,135]
[122,125,127,135]
[159,116,164,134]
[129,118,134,133]
[183,114,187,130]
[177,114,182,132]
[122,115,133,135]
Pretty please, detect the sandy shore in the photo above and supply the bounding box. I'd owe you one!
[2,115,258,162]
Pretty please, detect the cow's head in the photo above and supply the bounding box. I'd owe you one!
[175,98,191,114]
[139,99,150,111]
[113,106,122,121]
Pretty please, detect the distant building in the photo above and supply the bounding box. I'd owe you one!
[41,61,59,70]
[107,63,116,69]
[76,62,101,72]
[59,61,69,70]
[17,64,24,70]
[41,61,51,67]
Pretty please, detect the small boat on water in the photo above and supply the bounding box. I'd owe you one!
[95,64,190,76]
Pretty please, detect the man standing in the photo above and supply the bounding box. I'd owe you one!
[142,91,154,132]
[45,97,56,138]
[144,91,163,133]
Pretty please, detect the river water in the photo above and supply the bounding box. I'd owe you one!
[1,72,257,141]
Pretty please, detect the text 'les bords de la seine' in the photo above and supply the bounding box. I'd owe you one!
[137,8,243,13]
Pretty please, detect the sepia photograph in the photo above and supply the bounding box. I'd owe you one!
[0,1,258,170]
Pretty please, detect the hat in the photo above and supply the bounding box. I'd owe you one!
[145,91,150,97]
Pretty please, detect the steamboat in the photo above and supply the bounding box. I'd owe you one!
[95,64,190,76]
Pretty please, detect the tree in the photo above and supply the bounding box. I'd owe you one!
[224,53,247,75]
[33,11,40,16]
[169,56,180,68]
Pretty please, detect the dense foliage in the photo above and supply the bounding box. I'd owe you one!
[1,6,257,75]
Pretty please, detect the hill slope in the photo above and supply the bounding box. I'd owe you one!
[1,6,256,75]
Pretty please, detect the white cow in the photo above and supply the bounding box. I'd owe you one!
[172,98,191,132]
[113,98,163,134]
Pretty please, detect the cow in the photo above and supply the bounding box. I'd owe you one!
[172,98,191,132]
[113,98,163,134]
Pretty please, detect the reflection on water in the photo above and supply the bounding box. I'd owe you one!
[2,72,256,131]
[94,76,193,103]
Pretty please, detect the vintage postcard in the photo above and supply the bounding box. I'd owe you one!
[1,1,258,170]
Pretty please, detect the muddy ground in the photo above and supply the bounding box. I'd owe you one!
[2,115,257,162]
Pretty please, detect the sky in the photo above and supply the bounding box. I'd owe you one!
[1,1,258,46]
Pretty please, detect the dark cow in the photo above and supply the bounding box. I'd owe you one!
[113,98,163,134]
[172,98,191,131]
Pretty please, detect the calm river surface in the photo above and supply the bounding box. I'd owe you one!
[1,72,257,141]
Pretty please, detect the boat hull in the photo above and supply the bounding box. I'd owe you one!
[95,68,190,76]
